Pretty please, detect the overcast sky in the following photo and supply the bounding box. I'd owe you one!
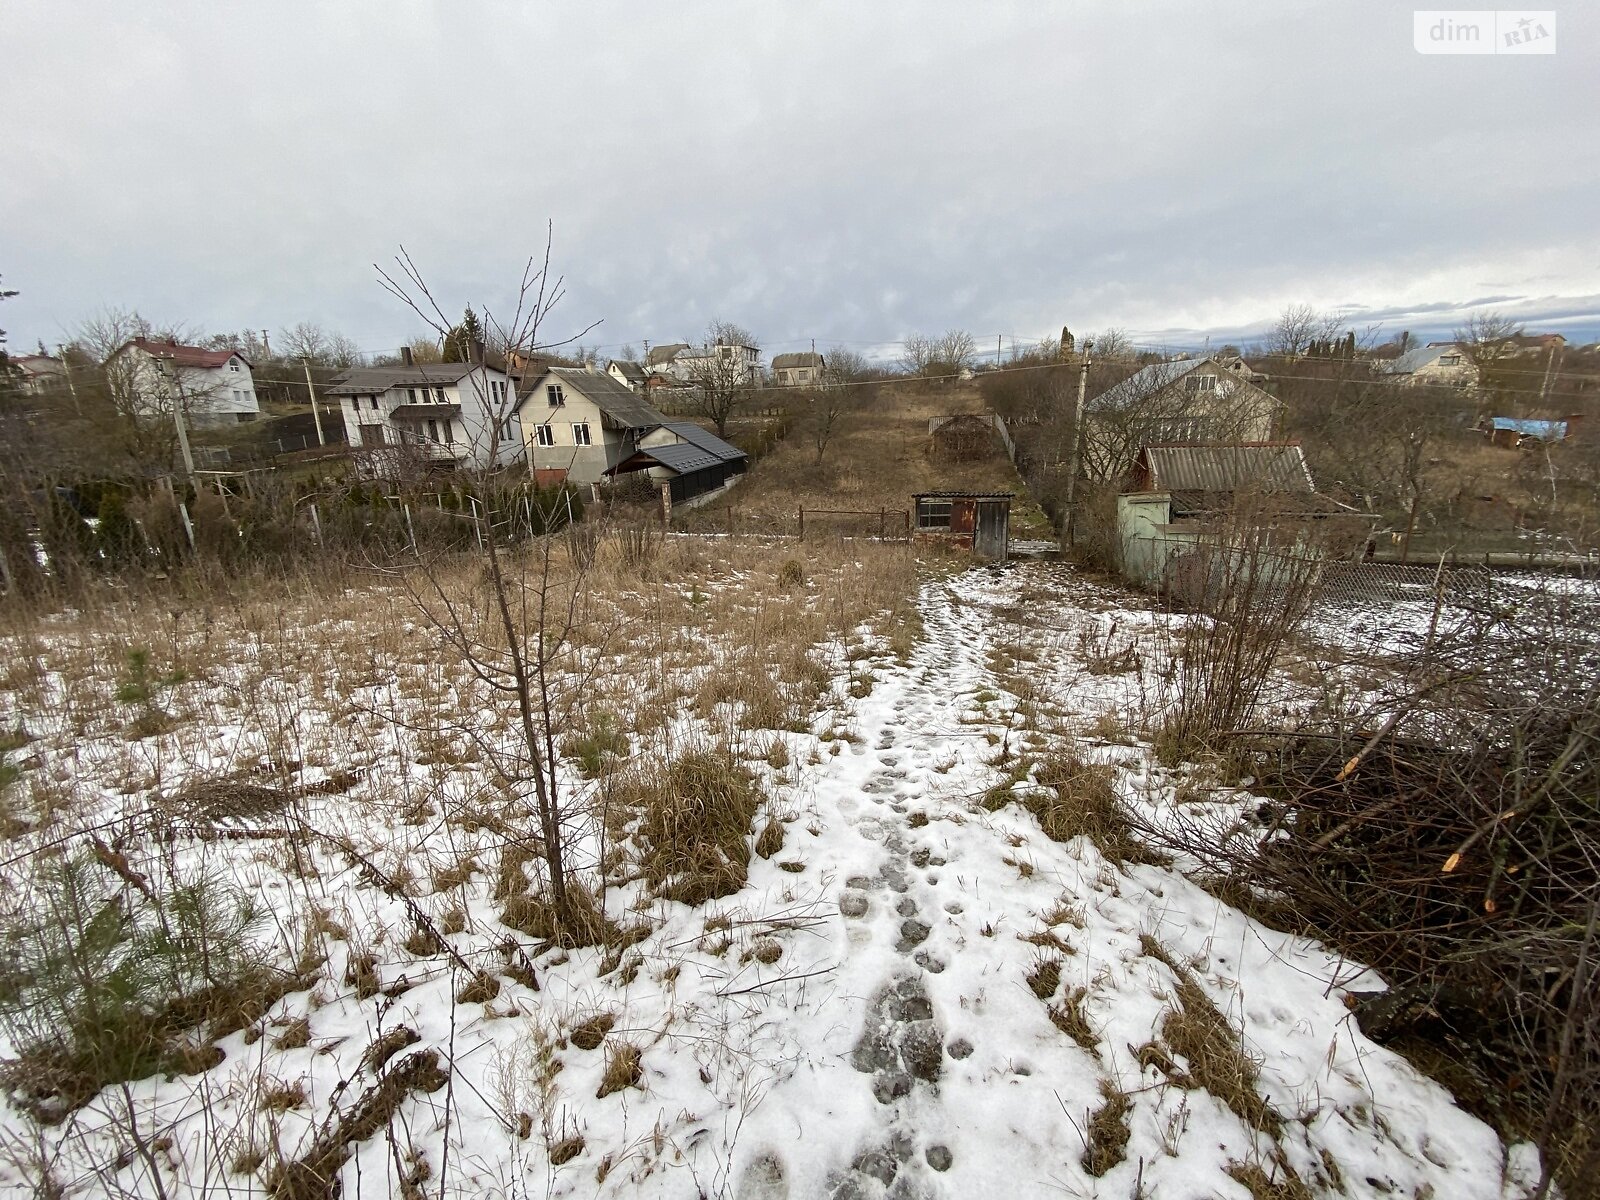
[4,1,1597,362]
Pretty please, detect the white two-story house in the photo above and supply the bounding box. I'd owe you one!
[107,337,261,426]
[515,366,667,487]
[325,356,522,470]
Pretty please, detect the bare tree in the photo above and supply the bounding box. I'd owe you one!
[1086,327,1134,361]
[1453,310,1522,368]
[900,330,975,380]
[681,319,760,437]
[375,229,601,928]
[279,321,358,366]
[1267,303,1342,359]
[825,346,871,384]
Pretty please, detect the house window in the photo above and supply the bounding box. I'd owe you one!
[572,422,592,446]
[915,499,953,530]
[371,396,381,410]
[358,423,387,447]
[407,388,418,403]
[444,420,455,444]
[547,384,565,407]
[229,362,240,372]
[426,419,440,442]
[435,386,446,403]
[535,424,556,447]
[1439,354,1461,366]
[1185,374,1217,394]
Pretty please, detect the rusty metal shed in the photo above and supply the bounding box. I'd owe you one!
[912,491,1012,559]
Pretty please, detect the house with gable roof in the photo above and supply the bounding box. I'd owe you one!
[106,336,261,425]
[515,366,668,486]
[325,351,521,469]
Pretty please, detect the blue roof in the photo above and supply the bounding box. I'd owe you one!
[1491,417,1567,438]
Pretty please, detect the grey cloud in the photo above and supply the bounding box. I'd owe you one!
[2,0,1596,358]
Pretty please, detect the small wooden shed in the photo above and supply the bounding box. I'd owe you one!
[912,491,1012,559]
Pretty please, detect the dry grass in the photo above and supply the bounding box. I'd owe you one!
[1049,987,1100,1056]
[595,1042,643,1099]
[1226,1160,1314,1200]
[626,748,764,906]
[1082,1079,1132,1177]
[1160,968,1282,1138]
[680,380,1051,538]
[1020,752,1167,868]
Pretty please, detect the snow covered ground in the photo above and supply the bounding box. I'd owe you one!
[0,556,1545,1198]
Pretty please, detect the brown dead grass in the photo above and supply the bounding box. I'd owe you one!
[682,380,1051,539]
[626,748,764,906]
[1082,1079,1132,1177]
[1022,752,1168,869]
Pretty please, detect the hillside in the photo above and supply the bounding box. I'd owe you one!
[686,382,1054,540]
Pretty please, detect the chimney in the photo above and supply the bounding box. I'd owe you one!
[472,337,486,365]
[401,346,414,367]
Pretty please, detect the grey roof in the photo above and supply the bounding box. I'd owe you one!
[1087,359,1210,413]
[660,421,746,462]
[638,443,727,474]
[608,360,648,384]
[612,422,747,477]
[518,366,666,429]
[388,403,462,420]
[772,352,823,370]
[326,363,480,395]
[1140,443,1314,493]
[646,343,690,366]
[1379,345,1466,375]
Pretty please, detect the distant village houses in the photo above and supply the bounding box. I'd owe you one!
[12,354,69,395]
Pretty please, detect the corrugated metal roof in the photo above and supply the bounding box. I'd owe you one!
[609,360,648,384]
[326,363,480,395]
[646,343,689,366]
[1086,359,1207,413]
[772,352,823,369]
[912,491,1014,500]
[388,403,462,419]
[660,422,745,462]
[640,443,727,474]
[520,367,666,429]
[1141,444,1314,493]
[1378,345,1463,375]
[1491,416,1567,438]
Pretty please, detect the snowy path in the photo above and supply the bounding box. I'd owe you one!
[0,561,1547,1199]
[723,564,1538,1200]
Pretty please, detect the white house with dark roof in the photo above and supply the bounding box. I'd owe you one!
[107,336,260,426]
[771,351,825,387]
[606,360,649,393]
[325,358,521,469]
[515,366,667,486]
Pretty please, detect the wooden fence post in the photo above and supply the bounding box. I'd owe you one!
[797,506,805,540]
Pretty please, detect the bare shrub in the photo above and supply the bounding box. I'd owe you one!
[1155,493,1340,762]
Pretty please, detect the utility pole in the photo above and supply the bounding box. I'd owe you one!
[260,329,271,358]
[302,358,327,446]
[1062,339,1094,547]
[1540,343,1558,401]
[154,354,196,483]
[997,334,1003,368]
[56,344,81,414]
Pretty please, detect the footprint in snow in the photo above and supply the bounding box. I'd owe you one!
[850,975,943,1105]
